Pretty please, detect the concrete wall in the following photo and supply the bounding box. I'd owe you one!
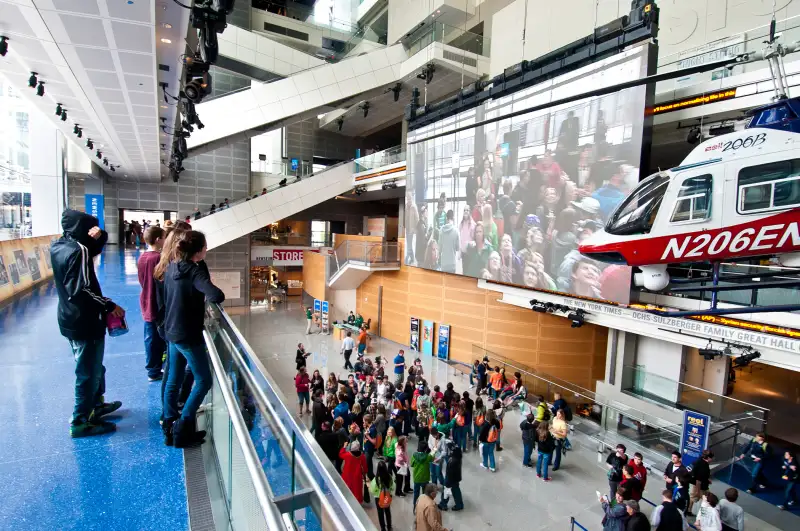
[285,118,365,166]
[635,335,684,404]
[489,0,800,77]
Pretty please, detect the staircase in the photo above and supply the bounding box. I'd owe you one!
[327,240,401,289]
[191,161,356,250]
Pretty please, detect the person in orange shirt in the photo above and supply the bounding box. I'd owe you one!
[489,367,505,399]
[357,326,368,358]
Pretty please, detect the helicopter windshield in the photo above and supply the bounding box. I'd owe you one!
[605,173,670,235]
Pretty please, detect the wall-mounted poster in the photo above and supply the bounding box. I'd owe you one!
[13,250,28,275]
[0,256,8,287]
[437,324,450,360]
[209,271,241,300]
[681,410,711,468]
[28,257,41,282]
[8,263,20,285]
[409,317,420,352]
[43,246,52,269]
[422,320,434,356]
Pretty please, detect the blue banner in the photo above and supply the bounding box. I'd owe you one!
[314,299,321,312]
[422,320,434,356]
[681,410,711,468]
[85,194,104,229]
[437,324,450,360]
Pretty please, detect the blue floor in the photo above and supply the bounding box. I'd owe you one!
[0,249,188,531]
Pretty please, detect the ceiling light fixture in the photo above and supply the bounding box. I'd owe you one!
[96,150,102,159]
[60,110,67,121]
[161,38,172,44]
[73,124,80,135]
[76,128,82,138]
[0,36,8,57]
[36,81,44,96]
[86,139,94,150]
[55,103,63,116]
[28,72,38,88]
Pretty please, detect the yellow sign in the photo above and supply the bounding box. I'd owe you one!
[649,89,737,115]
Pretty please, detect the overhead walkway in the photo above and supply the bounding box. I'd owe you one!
[327,241,401,289]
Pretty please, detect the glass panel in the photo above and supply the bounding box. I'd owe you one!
[738,159,800,212]
[671,197,692,222]
[774,177,800,207]
[606,173,669,235]
[670,175,711,222]
[740,183,771,212]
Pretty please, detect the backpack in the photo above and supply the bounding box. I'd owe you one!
[475,412,485,426]
[487,425,498,443]
[378,489,392,509]
[456,414,465,427]
[411,395,418,410]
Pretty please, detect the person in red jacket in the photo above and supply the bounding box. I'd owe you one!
[295,366,311,415]
[137,226,165,381]
[340,440,368,504]
[629,452,648,490]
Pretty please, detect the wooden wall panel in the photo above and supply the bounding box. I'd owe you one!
[302,250,327,302]
[333,234,383,248]
[356,258,610,393]
[0,235,58,305]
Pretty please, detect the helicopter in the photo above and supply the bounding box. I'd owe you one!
[579,19,800,317]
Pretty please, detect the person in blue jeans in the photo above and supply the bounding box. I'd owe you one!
[737,432,771,493]
[519,413,537,467]
[779,451,798,510]
[410,441,434,512]
[479,409,501,471]
[430,431,451,485]
[469,359,479,388]
[51,210,125,438]
[162,230,225,448]
[535,422,555,481]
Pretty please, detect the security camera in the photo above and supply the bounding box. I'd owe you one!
[336,117,344,131]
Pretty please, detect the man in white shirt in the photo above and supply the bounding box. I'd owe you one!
[376,375,387,403]
[341,331,355,371]
[718,488,745,531]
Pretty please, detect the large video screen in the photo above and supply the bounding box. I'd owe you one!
[404,44,653,305]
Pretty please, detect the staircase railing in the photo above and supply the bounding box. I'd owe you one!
[328,240,401,281]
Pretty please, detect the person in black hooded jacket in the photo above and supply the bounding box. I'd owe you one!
[438,445,464,511]
[51,209,125,438]
[162,230,225,447]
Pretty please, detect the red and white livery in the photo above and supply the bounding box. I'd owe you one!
[579,127,800,290]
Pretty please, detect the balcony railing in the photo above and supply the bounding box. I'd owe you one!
[353,145,405,174]
[406,21,490,59]
[328,240,401,281]
[203,303,374,530]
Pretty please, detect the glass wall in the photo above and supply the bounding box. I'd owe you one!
[0,76,32,241]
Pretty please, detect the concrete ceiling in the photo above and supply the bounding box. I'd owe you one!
[318,63,474,137]
[0,0,191,182]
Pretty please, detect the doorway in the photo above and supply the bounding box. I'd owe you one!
[119,209,176,247]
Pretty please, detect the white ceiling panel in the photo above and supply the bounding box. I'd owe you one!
[111,21,153,54]
[0,1,192,181]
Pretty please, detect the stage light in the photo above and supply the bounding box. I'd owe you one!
[86,139,93,150]
[55,103,63,116]
[733,349,761,367]
[699,348,723,361]
[28,72,37,88]
[76,128,82,138]
[337,117,344,131]
[110,165,115,172]
[687,126,702,145]
[103,158,109,166]
[278,178,287,187]
[60,110,67,121]
[96,149,102,159]
[73,124,80,135]
[568,310,586,328]
[36,81,44,96]
[362,102,370,118]
[0,36,8,57]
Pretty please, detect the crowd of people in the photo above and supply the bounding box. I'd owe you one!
[123,219,163,247]
[405,111,639,305]
[297,348,583,531]
[52,210,226,447]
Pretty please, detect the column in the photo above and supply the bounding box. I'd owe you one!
[29,110,66,237]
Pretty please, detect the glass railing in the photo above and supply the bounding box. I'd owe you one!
[620,364,768,431]
[192,158,352,220]
[353,145,405,173]
[654,14,800,93]
[406,21,490,58]
[468,345,684,470]
[204,302,374,531]
[632,261,800,310]
[328,240,401,281]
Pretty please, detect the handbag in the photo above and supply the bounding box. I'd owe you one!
[378,489,392,509]
[397,464,409,476]
[363,482,370,503]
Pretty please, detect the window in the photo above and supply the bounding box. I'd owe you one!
[738,158,800,213]
[311,220,328,247]
[605,173,670,235]
[670,174,712,223]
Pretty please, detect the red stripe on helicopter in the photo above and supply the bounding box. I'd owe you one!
[580,209,800,266]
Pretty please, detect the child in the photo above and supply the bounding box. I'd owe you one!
[137,226,165,381]
[294,366,310,415]
[410,441,434,511]
[779,451,798,510]
[738,431,771,493]
[673,472,690,515]
[718,488,744,531]
[394,435,412,496]
[369,460,395,531]
[383,426,398,477]
[439,445,464,511]
[472,397,486,451]
[696,492,723,531]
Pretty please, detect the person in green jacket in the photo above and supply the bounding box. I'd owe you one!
[383,426,398,474]
[432,411,457,436]
[411,441,434,512]
[534,395,550,423]
[305,306,313,334]
[354,314,364,329]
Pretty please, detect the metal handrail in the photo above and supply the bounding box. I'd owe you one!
[329,241,400,279]
[213,304,376,531]
[203,329,288,531]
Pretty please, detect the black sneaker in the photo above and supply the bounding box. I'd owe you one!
[70,419,116,438]
[92,401,122,418]
[148,373,163,382]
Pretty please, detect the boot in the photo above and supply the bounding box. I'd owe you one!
[186,416,206,444]
[163,417,177,447]
[173,418,205,448]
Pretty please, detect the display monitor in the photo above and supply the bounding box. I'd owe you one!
[403,44,654,305]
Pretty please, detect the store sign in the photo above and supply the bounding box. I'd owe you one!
[681,410,711,468]
[251,246,320,266]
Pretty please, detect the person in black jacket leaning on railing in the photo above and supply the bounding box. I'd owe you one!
[51,210,126,438]
[162,230,225,448]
